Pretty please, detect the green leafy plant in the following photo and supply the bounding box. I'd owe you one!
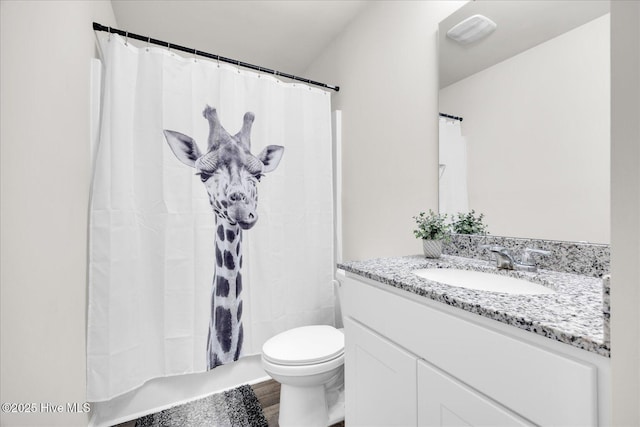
[451,210,488,235]
[413,210,451,241]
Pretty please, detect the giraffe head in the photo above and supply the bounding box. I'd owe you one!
[164,106,284,229]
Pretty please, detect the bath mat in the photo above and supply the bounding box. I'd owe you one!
[135,384,268,427]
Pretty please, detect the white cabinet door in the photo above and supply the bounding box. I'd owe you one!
[345,317,417,427]
[417,360,534,427]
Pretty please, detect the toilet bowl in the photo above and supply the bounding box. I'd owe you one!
[261,325,345,427]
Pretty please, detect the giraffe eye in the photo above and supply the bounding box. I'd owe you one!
[199,172,212,182]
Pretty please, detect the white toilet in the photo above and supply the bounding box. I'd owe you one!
[261,324,345,427]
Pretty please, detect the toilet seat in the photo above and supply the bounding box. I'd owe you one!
[262,325,344,366]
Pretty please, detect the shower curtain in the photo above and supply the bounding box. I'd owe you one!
[87,34,334,401]
[438,117,469,216]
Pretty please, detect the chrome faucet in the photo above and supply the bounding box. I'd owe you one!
[480,245,550,272]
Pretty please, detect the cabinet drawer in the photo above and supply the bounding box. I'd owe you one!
[343,275,598,426]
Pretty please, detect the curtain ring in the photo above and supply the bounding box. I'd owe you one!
[146,36,151,52]
[216,55,220,68]
[124,31,128,46]
[107,27,111,42]
[193,49,198,63]
[236,60,241,74]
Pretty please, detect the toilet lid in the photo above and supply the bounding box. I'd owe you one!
[262,325,344,366]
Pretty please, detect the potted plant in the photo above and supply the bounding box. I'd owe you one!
[451,210,488,235]
[413,210,450,258]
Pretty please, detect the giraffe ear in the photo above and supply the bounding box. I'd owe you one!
[257,145,284,173]
[164,130,202,168]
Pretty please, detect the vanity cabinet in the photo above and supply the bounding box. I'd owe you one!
[341,273,610,426]
[345,317,530,427]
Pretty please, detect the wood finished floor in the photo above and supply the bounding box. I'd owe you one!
[113,379,345,427]
[251,379,282,426]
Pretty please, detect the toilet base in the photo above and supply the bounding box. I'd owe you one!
[327,388,345,426]
[279,383,328,427]
[277,382,345,427]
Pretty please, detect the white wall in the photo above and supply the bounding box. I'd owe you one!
[440,14,610,244]
[305,0,466,261]
[611,1,640,425]
[0,2,117,426]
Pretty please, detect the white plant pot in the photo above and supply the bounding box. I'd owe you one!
[422,239,443,258]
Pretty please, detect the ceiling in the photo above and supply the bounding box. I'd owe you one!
[111,0,370,76]
[111,1,611,90]
[439,0,610,88]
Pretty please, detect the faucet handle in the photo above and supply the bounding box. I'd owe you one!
[482,246,515,269]
[479,245,512,258]
[487,246,509,255]
[521,248,551,265]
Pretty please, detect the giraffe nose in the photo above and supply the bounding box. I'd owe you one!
[229,191,246,202]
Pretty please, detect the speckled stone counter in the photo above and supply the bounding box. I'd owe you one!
[338,254,610,358]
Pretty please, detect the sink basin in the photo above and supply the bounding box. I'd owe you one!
[412,268,556,295]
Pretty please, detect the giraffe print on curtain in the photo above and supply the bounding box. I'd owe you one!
[164,106,284,368]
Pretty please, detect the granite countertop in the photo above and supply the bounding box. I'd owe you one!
[338,254,609,358]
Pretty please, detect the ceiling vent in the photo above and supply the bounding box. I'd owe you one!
[446,14,497,45]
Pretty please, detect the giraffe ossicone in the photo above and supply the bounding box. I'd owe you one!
[164,106,284,369]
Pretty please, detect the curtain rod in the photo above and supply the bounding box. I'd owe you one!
[92,22,340,92]
[439,113,463,122]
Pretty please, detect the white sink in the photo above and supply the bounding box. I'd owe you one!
[413,268,556,295]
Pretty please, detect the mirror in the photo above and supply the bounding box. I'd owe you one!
[438,1,610,244]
